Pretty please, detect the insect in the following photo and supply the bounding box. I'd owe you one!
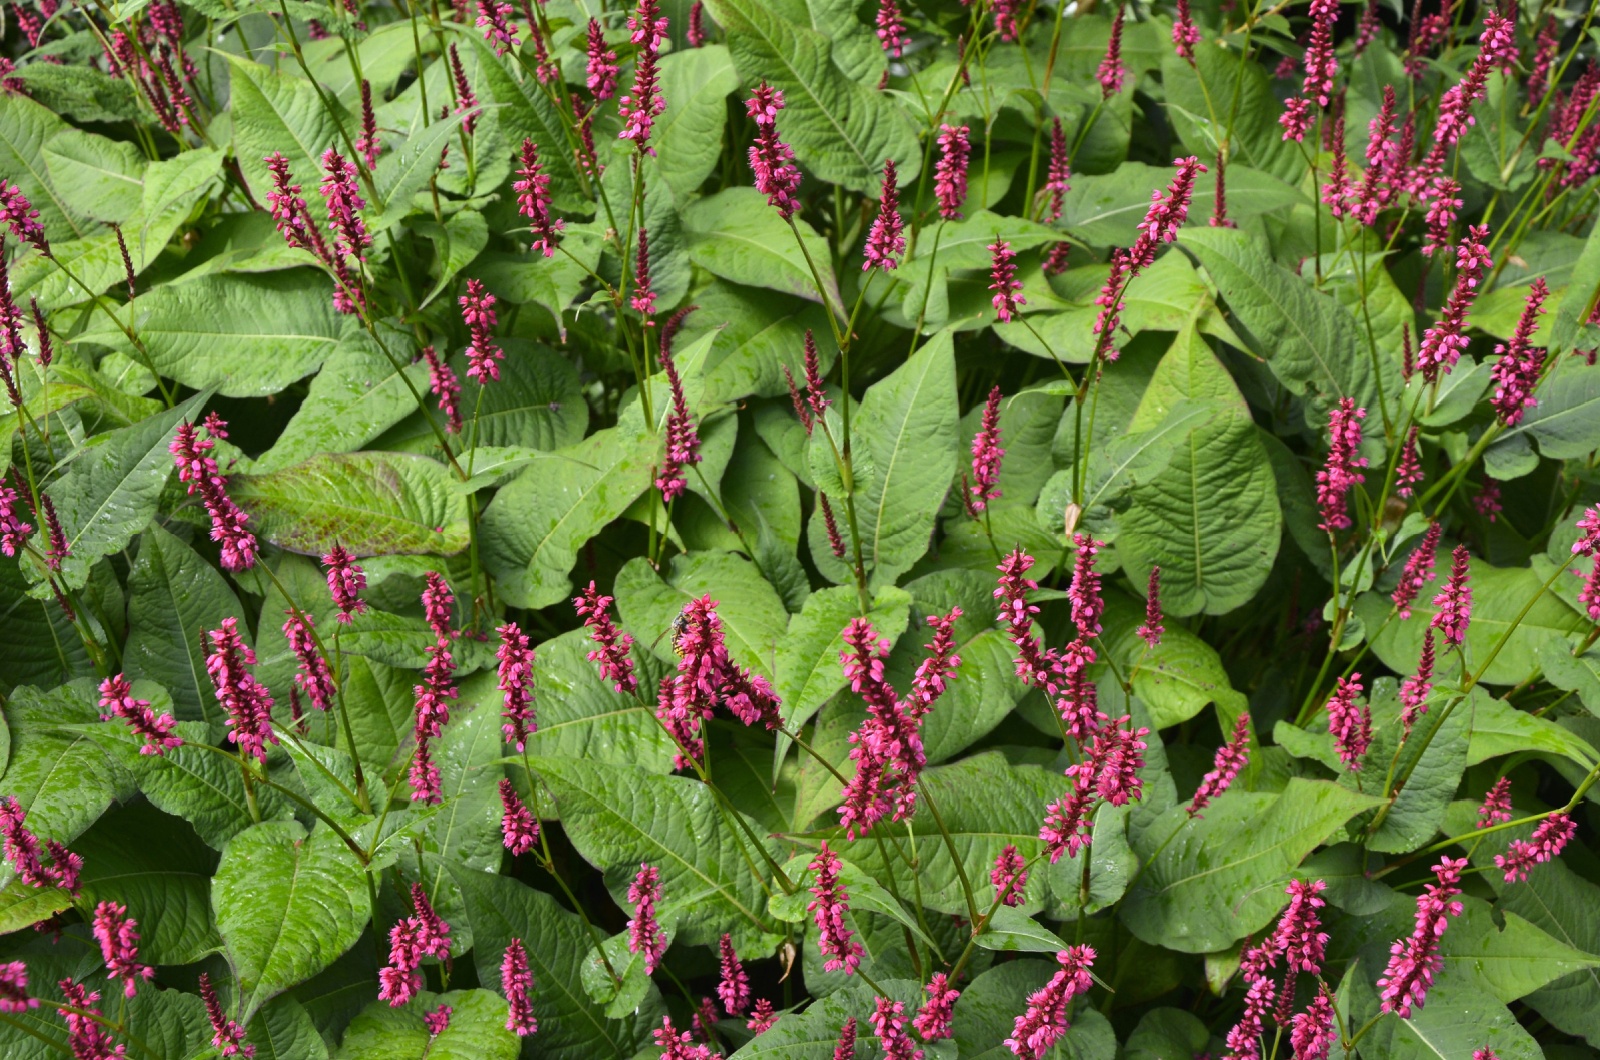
[649,606,694,656]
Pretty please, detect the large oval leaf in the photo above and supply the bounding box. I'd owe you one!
[231,451,469,556]
[213,820,371,1022]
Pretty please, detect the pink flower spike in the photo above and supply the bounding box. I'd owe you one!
[207,617,277,764]
[1137,566,1164,647]
[935,124,970,221]
[656,343,701,503]
[378,919,423,1006]
[93,901,153,998]
[687,2,707,46]
[1419,226,1493,383]
[1575,507,1600,557]
[1392,523,1441,619]
[1490,278,1549,427]
[1395,425,1424,498]
[717,934,750,1015]
[618,48,665,151]
[1581,555,1600,623]
[992,844,1028,906]
[1291,988,1336,1060]
[1005,946,1096,1059]
[627,863,667,974]
[1474,1051,1501,1060]
[410,883,452,960]
[0,962,35,1014]
[514,138,564,257]
[834,1017,858,1060]
[585,18,618,99]
[319,148,369,264]
[499,778,539,855]
[1377,855,1468,1017]
[0,181,46,254]
[1325,674,1370,771]
[575,582,637,693]
[496,622,536,750]
[419,346,463,433]
[1315,398,1367,532]
[1477,777,1513,829]
[1173,0,1198,61]
[875,0,908,58]
[657,1016,714,1060]
[862,160,906,271]
[1271,879,1328,974]
[1430,545,1472,646]
[1041,119,1071,222]
[968,385,1005,513]
[914,973,959,1040]
[992,0,1020,41]
[871,997,921,1060]
[98,674,180,755]
[808,842,862,974]
[285,611,334,713]
[1400,630,1435,736]
[0,481,32,556]
[460,278,503,383]
[322,544,367,623]
[989,239,1025,322]
[58,980,123,1060]
[632,227,657,320]
[199,973,252,1057]
[746,83,802,220]
[746,998,778,1035]
[0,796,51,888]
[1096,6,1125,97]
[475,0,519,54]
[1067,533,1104,638]
[628,0,668,53]
[1299,0,1339,107]
[502,938,538,1035]
[1188,712,1249,816]
[1496,813,1576,883]
[424,1004,451,1037]
[170,419,257,571]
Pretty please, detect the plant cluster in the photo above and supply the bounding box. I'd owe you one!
[0,0,1597,1056]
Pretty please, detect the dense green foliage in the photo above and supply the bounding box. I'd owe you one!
[0,0,1598,1056]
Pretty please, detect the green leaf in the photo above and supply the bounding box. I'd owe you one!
[684,187,844,318]
[1116,326,1282,616]
[26,390,208,594]
[373,110,468,219]
[656,46,740,197]
[839,752,1061,915]
[335,988,520,1059]
[892,572,1023,763]
[92,718,293,850]
[701,0,920,193]
[953,961,1117,1060]
[813,333,958,588]
[231,451,470,556]
[516,629,677,772]
[1549,214,1600,355]
[1497,357,1600,460]
[1441,899,1600,1004]
[124,526,248,725]
[1097,591,1246,728]
[534,755,782,947]
[1161,43,1304,181]
[0,92,92,243]
[82,271,345,397]
[213,819,372,1022]
[1126,1008,1210,1060]
[1463,685,1598,769]
[227,55,346,208]
[414,689,507,954]
[1121,778,1381,953]
[467,35,583,211]
[1356,558,1586,688]
[616,550,789,676]
[249,995,332,1060]
[1181,226,1390,418]
[479,426,656,609]
[42,127,144,224]
[1354,979,1544,1060]
[253,335,434,473]
[74,801,220,965]
[1,683,127,858]
[1367,685,1470,854]
[0,560,93,696]
[450,864,662,1060]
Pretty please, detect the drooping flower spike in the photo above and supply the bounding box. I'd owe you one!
[98,674,180,755]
